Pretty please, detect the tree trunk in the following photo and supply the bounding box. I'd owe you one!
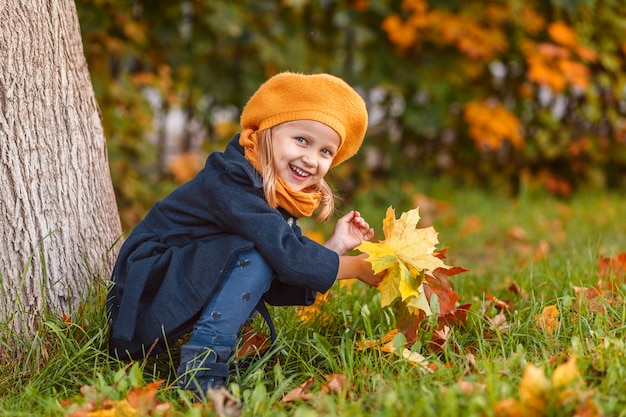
[0,1,122,339]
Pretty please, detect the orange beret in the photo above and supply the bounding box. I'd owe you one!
[240,72,368,166]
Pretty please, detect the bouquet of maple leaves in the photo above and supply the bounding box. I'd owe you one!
[356,206,470,344]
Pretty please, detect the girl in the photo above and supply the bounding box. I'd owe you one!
[107,72,382,397]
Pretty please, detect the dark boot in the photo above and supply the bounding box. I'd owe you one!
[176,344,232,397]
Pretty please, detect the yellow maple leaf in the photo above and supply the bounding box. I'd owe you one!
[357,206,449,315]
[552,355,580,388]
[495,356,601,417]
[518,364,551,414]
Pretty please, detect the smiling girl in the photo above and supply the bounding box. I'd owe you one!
[107,72,382,398]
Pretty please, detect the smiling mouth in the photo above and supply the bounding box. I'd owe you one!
[290,164,311,178]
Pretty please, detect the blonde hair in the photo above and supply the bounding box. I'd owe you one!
[257,128,335,221]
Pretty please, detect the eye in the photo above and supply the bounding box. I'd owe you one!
[295,136,307,144]
[321,148,336,159]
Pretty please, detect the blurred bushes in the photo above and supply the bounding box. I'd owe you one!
[76,0,626,231]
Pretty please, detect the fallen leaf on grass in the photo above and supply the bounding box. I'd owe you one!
[551,355,580,388]
[297,280,357,323]
[457,379,487,394]
[535,305,560,335]
[236,325,269,359]
[356,329,433,372]
[572,286,605,313]
[429,325,451,353]
[596,251,626,296]
[437,303,471,329]
[208,387,242,417]
[571,252,626,315]
[533,240,550,261]
[518,364,551,414]
[463,353,478,375]
[66,381,172,417]
[507,225,529,243]
[485,293,514,312]
[459,215,483,237]
[280,377,316,403]
[379,341,433,372]
[325,374,352,395]
[355,329,399,350]
[507,281,528,298]
[597,252,626,282]
[495,356,601,417]
[398,347,434,371]
[488,312,512,334]
[280,374,353,404]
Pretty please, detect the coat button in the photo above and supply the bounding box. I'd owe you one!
[287,217,294,226]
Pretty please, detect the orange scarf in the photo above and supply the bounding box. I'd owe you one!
[239,129,322,218]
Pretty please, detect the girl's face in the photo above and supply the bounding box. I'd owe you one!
[270,120,340,191]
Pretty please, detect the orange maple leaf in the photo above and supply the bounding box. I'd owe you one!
[597,252,626,282]
[67,381,171,417]
[280,374,353,403]
[423,266,467,316]
[535,305,560,335]
[126,381,165,410]
[236,325,269,359]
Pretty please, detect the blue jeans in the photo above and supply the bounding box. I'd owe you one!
[188,249,274,350]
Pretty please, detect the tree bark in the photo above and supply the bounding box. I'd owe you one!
[0,0,122,339]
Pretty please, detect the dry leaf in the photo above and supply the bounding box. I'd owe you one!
[518,364,551,414]
[208,387,242,417]
[488,312,511,333]
[457,379,486,394]
[355,329,398,350]
[236,325,269,359]
[552,355,579,388]
[495,357,601,417]
[494,397,523,417]
[572,286,604,313]
[280,374,352,404]
[429,325,451,353]
[507,225,529,242]
[280,377,316,403]
[323,374,352,395]
[66,381,172,417]
[597,252,626,283]
[382,341,433,372]
[535,305,560,334]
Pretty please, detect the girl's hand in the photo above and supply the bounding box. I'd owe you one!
[354,253,386,287]
[324,211,375,255]
[336,253,385,287]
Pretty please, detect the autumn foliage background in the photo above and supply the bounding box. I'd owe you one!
[75,0,626,231]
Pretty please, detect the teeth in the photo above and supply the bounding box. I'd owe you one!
[291,165,310,177]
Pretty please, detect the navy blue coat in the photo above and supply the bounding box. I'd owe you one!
[107,135,339,359]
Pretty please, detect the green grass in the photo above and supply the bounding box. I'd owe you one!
[2,182,626,416]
